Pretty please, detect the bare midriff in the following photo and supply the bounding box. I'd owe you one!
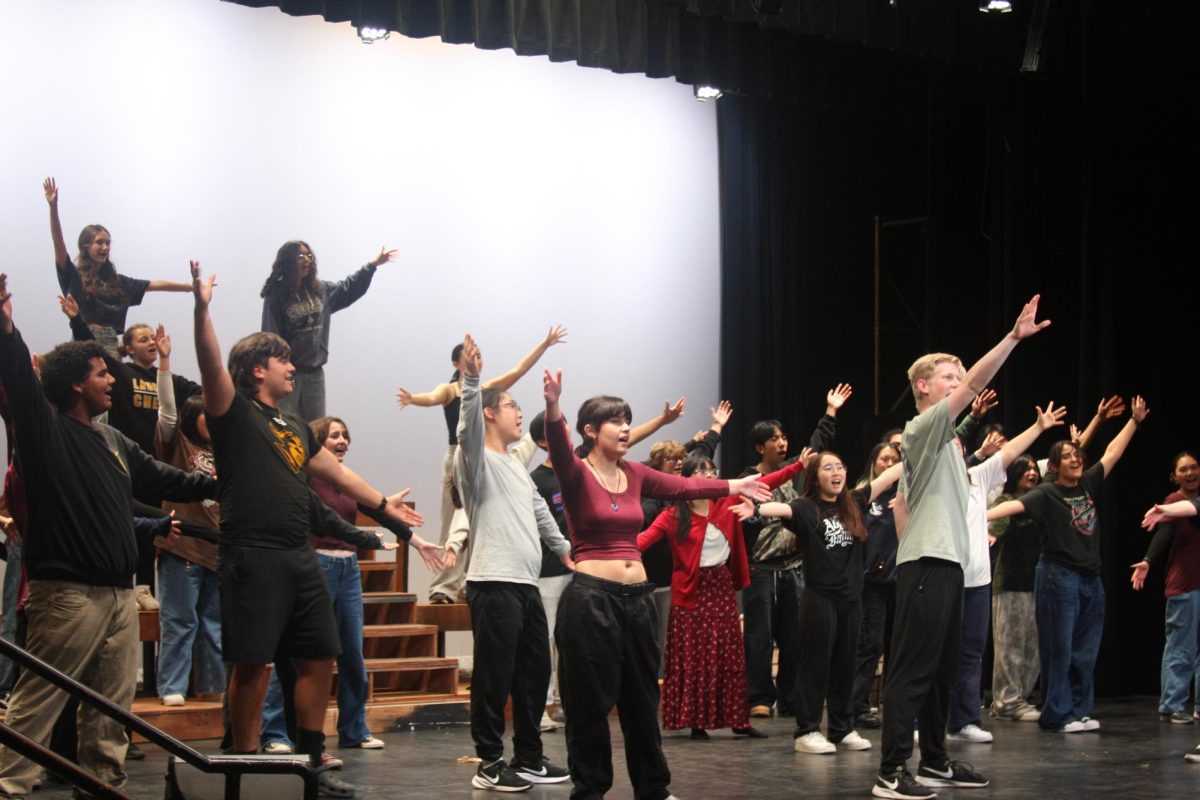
[576,558,648,584]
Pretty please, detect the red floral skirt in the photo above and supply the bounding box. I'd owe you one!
[661,566,750,730]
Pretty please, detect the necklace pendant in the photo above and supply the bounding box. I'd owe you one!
[611,501,620,512]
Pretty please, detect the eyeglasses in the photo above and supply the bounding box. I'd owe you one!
[297,252,315,261]
[819,463,847,473]
[696,468,719,477]
[501,401,521,412]
[663,455,685,463]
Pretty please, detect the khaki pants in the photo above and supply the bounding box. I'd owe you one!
[429,446,469,600]
[0,581,137,796]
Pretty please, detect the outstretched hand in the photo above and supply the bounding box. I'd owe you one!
[410,534,445,572]
[710,400,733,428]
[386,489,424,528]
[368,247,397,268]
[1010,294,1051,340]
[156,324,172,359]
[543,324,568,349]
[730,475,771,503]
[1096,394,1126,420]
[1130,395,1150,423]
[190,261,215,309]
[826,384,853,412]
[460,334,480,379]
[1142,504,1168,530]
[1130,560,1149,591]
[661,396,686,423]
[796,447,817,468]
[543,369,563,406]
[395,387,413,410]
[43,177,58,205]
[979,430,1006,458]
[972,388,999,419]
[732,496,757,522]
[58,293,79,319]
[1035,401,1068,431]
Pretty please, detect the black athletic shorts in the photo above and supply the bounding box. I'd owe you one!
[219,545,340,664]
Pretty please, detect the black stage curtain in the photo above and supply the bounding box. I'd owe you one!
[223,0,1028,99]
[717,0,1195,696]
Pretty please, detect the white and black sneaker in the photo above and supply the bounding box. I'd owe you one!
[872,767,936,799]
[511,756,570,784]
[915,760,988,788]
[472,759,533,792]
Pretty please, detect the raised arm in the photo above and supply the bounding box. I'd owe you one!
[146,280,193,293]
[1142,498,1199,530]
[190,261,235,417]
[946,295,1051,419]
[1076,394,1125,450]
[868,462,904,502]
[483,325,567,391]
[156,324,179,444]
[987,498,1027,522]
[628,396,686,446]
[636,506,676,552]
[453,334,486,495]
[307,448,424,529]
[395,382,456,411]
[44,178,69,268]
[1098,395,1149,477]
[999,401,1067,468]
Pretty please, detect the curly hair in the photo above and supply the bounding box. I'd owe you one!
[260,240,323,299]
[39,340,110,410]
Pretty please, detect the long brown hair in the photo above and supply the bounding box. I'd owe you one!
[260,240,324,298]
[800,451,867,541]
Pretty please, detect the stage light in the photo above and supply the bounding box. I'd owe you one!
[978,0,1013,12]
[694,85,723,101]
[358,25,390,43]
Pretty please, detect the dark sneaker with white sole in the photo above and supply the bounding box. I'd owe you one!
[317,769,356,798]
[510,756,570,784]
[916,760,988,788]
[471,759,532,792]
[872,767,936,799]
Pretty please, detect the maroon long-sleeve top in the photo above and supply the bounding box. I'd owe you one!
[546,414,729,563]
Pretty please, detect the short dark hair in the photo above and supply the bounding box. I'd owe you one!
[673,451,718,540]
[227,332,290,398]
[1045,440,1087,482]
[179,395,209,445]
[529,411,547,443]
[881,427,904,444]
[481,387,504,415]
[575,396,632,457]
[40,340,109,410]
[749,420,784,450]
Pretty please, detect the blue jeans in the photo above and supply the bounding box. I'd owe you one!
[1034,561,1105,730]
[0,541,22,692]
[742,566,803,711]
[156,552,224,697]
[948,584,991,731]
[1160,589,1200,715]
[261,553,369,748]
[277,366,325,423]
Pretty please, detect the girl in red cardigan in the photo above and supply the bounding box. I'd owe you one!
[638,450,810,739]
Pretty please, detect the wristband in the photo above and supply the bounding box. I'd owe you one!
[376,495,388,513]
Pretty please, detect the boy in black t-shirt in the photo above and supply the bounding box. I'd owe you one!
[189,262,431,799]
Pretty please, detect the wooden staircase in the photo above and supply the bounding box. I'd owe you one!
[132,527,469,742]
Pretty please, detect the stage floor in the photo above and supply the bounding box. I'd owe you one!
[29,696,1200,798]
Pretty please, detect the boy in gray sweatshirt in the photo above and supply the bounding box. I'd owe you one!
[453,333,573,793]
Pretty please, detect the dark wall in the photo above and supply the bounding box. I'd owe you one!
[717,0,1195,695]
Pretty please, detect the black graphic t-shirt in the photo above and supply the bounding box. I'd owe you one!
[784,491,869,602]
[1020,462,1105,576]
[532,463,572,578]
[208,391,321,549]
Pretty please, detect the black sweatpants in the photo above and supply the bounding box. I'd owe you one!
[556,574,669,800]
[793,590,861,741]
[880,558,963,772]
[466,581,550,763]
[853,581,896,717]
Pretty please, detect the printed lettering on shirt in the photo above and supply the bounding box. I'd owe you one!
[1067,492,1097,537]
[550,490,564,514]
[131,377,159,410]
[869,500,885,517]
[286,296,324,327]
[822,515,854,550]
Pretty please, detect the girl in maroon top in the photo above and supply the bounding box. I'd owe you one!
[542,369,768,800]
[638,451,807,740]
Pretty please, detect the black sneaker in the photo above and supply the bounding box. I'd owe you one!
[472,759,533,792]
[916,760,988,788]
[510,755,570,784]
[317,769,356,798]
[872,767,936,799]
[858,711,882,728]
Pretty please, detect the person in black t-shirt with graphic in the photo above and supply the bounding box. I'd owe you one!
[190,261,431,799]
[989,395,1149,734]
[739,450,901,756]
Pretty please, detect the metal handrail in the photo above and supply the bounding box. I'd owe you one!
[0,637,317,800]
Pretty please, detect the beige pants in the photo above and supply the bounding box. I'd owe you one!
[0,581,137,795]
[429,445,469,600]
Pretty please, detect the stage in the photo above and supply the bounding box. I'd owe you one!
[27,696,1199,799]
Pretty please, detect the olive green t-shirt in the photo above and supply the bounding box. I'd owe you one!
[897,398,970,569]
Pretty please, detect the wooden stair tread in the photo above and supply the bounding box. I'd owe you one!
[359,562,399,572]
[336,657,459,672]
[413,603,473,630]
[361,592,416,604]
[362,624,437,636]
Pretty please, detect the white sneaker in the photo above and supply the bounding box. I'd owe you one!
[1057,720,1086,733]
[263,741,294,754]
[1185,746,1200,763]
[539,712,558,732]
[161,693,185,707]
[1080,716,1100,731]
[947,723,993,743]
[357,735,385,749]
[794,731,836,754]
[838,730,872,750]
